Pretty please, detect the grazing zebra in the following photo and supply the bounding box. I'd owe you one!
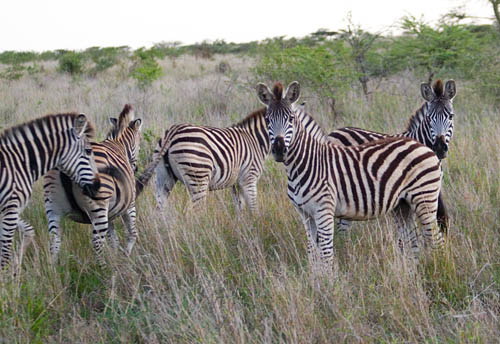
[43,105,149,265]
[0,113,100,269]
[329,80,456,234]
[153,104,328,212]
[257,81,444,266]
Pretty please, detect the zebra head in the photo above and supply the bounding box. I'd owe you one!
[59,114,101,198]
[108,104,143,173]
[420,79,456,159]
[257,81,301,162]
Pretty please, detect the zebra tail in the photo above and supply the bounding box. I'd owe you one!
[135,129,171,198]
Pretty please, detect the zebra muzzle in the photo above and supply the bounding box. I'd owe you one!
[272,137,287,162]
[433,136,448,159]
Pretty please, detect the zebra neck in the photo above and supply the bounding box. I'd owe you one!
[401,102,428,139]
[1,127,60,184]
[235,117,270,156]
[284,125,324,174]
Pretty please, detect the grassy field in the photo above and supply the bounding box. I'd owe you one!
[0,55,499,343]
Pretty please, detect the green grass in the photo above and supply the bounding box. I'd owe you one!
[0,55,498,342]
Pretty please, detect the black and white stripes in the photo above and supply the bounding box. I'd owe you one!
[257,81,445,266]
[43,105,143,265]
[0,113,100,268]
[154,109,271,212]
[329,79,456,159]
[328,79,456,233]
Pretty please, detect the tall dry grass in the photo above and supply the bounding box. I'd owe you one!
[0,55,498,343]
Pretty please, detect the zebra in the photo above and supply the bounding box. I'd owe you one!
[153,102,328,212]
[257,81,444,266]
[154,109,270,212]
[328,80,456,234]
[43,104,152,265]
[0,113,100,269]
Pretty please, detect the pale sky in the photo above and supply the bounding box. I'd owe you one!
[0,0,494,52]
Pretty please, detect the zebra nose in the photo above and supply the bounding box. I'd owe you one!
[272,137,287,161]
[433,136,448,159]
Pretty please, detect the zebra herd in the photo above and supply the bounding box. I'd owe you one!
[0,79,456,272]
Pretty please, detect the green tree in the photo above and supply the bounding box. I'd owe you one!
[337,15,380,96]
[386,16,484,78]
[130,48,163,89]
[253,41,357,122]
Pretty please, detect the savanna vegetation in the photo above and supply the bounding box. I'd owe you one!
[0,10,499,343]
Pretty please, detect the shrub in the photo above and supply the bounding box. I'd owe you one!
[58,51,86,75]
[0,64,26,80]
[253,41,358,121]
[130,48,163,89]
[0,51,38,65]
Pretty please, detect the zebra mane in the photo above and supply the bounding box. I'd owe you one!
[272,82,284,99]
[433,79,444,98]
[404,102,427,133]
[107,104,134,140]
[0,113,95,141]
[233,108,266,128]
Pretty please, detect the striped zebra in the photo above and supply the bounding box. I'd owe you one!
[154,109,270,212]
[0,113,100,269]
[43,105,151,265]
[329,80,456,234]
[257,81,444,266]
[153,104,328,212]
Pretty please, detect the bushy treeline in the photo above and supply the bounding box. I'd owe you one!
[253,16,500,111]
[1,15,498,103]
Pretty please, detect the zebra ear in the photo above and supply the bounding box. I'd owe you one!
[421,83,435,102]
[109,117,118,127]
[256,83,273,106]
[74,114,88,137]
[444,80,456,100]
[285,81,300,104]
[131,118,142,130]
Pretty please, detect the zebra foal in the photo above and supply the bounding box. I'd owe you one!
[43,105,149,265]
[257,81,445,266]
[0,113,100,269]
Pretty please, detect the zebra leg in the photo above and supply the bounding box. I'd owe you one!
[186,175,210,210]
[47,212,63,263]
[0,207,20,269]
[231,185,244,211]
[107,221,119,251]
[413,197,444,253]
[18,219,35,260]
[295,207,319,263]
[240,179,258,213]
[121,205,138,256]
[436,191,449,236]
[393,200,419,258]
[314,210,336,267]
[89,208,110,267]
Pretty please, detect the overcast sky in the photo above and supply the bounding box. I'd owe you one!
[0,0,494,52]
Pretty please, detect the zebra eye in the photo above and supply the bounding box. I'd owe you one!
[85,148,93,155]
[448,113,454,120]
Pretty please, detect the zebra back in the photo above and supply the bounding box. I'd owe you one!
[0,112,100,268]
[327,79,456,160]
